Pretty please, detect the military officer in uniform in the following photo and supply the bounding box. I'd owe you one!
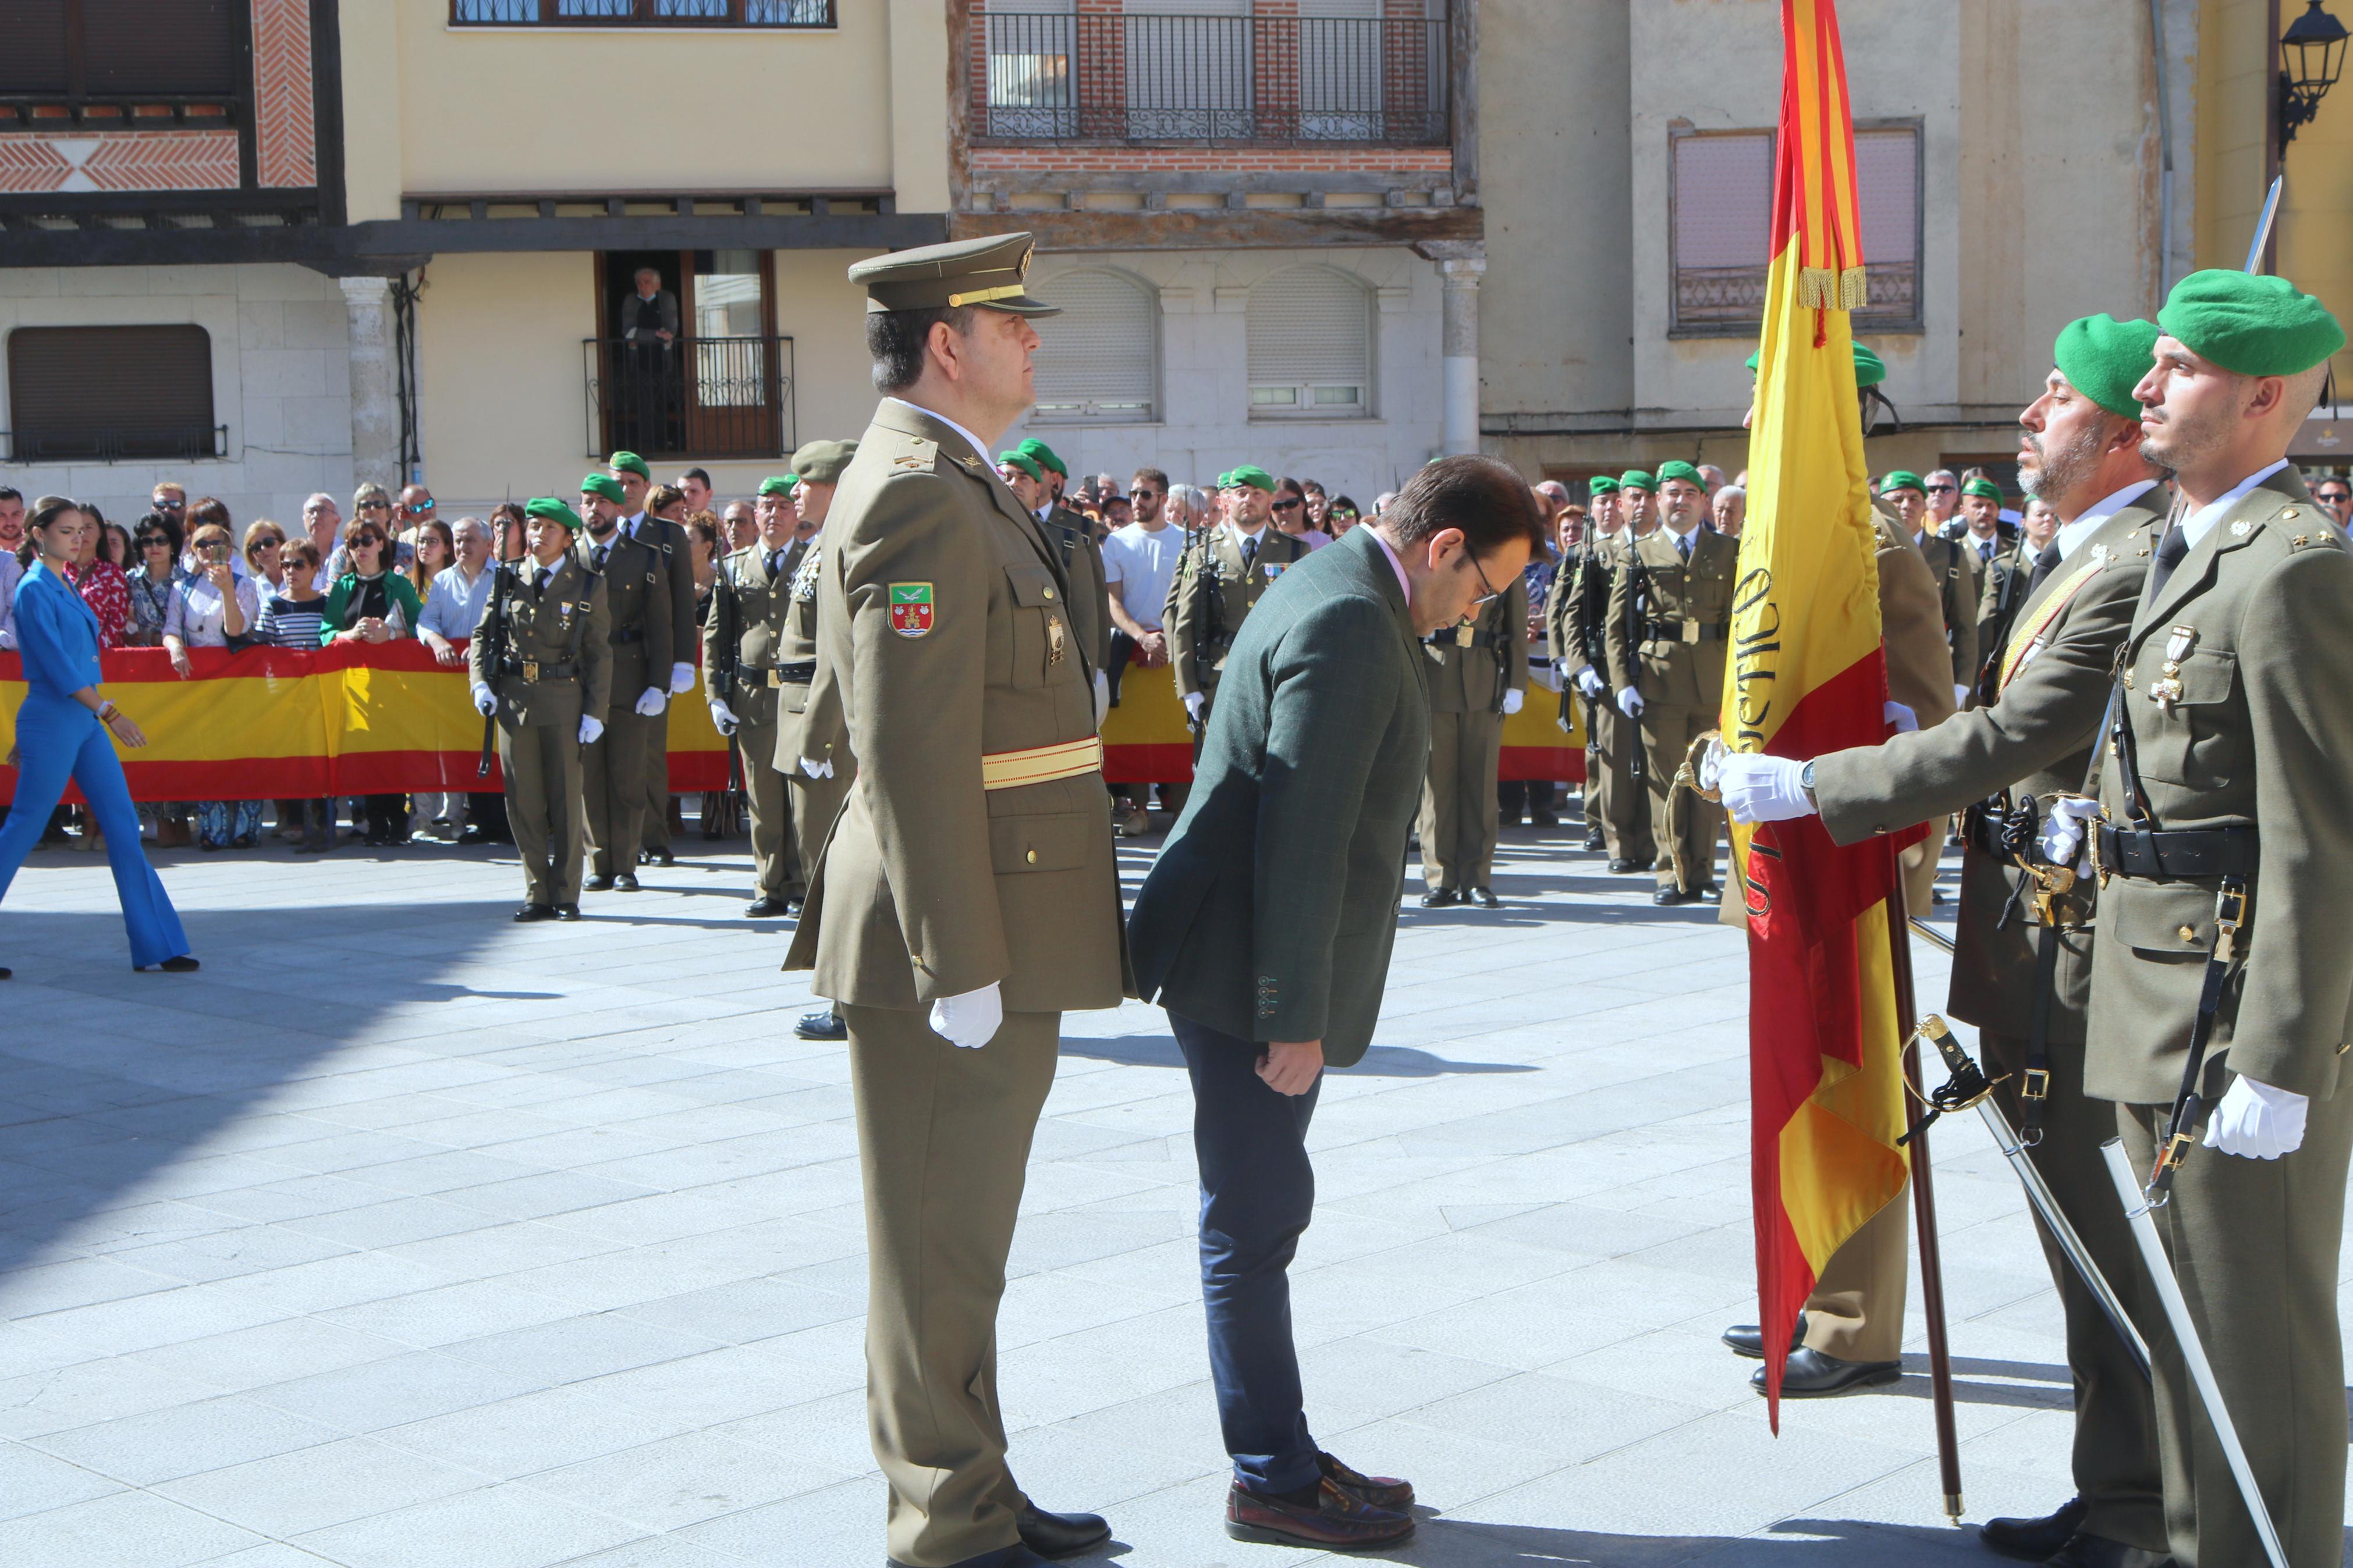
[1167,465,1311,737]
[1418,546,1526,908]
[1720,314,2171,1562]
[1556,476,1654,872]
[706,474,805,918]
[1975,492,2062,695]
[469,497,611,923]
[576,474,674,894]
[608,450,699,866]
[1607,460,1735,904]
[780,440,860,1043]
[783,232,1128,1568]
[1881,469,1981,706]
[1016,438,1112,722]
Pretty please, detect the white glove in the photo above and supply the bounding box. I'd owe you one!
[579,715,605,745]
[1719,753,1816,824]
[1883,700,1918,734]
[1616,685,1644,719]
[1551,659,1569,680]
[2036,796,2104,877]
[928,982,1003,1050]
[709,700,738,737]
[800,756,832,780]
[1954,683,1972,707]
[471,683,496,717]
[2203,1074,2309,1159]
[634,686,667,717]
[1575,666,1605,699]
[1501,687,1525,716]
[1094,668,1110,728]
[669,661,695,695]
[1183,691,1206,723]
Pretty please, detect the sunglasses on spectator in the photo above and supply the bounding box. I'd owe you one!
[1925,483,1957,493]
[359,499,392,511]
[1272,498,1303,512]
[353,531,385,547]
[152,497,185,510]
[137,534,170,549]
[405,499,435,513]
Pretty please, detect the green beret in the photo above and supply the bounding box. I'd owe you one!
[2053,314,2160,418]
[1745,343,1886,387]
[757,475,798,498]
[2157,269,2345,378]
[1014,438,1067,478]
[1656,460,1702,486]
[1880,470,1927,495]
[1227,464,1276,493]
[1215,471,1234,489]
[580,473,625,503]
[524,497,583,532]
[606,450,651,480]
[1961,477,2004,502]
[1619,470,1655,492]
[1587,476,1620,497]
[790,439,858,484]
[997,450,1044,483]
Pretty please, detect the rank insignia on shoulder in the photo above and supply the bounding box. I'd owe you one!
[2231,520,2253,536]
[888,582,935,637]
[891,435,938,471]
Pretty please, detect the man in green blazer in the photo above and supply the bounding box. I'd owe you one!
[1126,454,1546,1553]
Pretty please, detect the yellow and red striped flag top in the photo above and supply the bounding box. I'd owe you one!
[1727,0,1912,1427]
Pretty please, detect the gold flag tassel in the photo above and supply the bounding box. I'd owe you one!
[1838,266,1869,310]
[1797,266,1837,309]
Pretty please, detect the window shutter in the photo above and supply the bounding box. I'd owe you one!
[1032,272,1156,421]
[0,2,72,93]
[8,324,214,462]
[1247,269,1369,394]
[1670,130,1773,332]
[1853,126,1920,328]
[81,0,239,95]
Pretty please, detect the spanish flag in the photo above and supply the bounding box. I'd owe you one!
[1727,0,1912,1425]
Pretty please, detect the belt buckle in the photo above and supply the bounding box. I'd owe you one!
[767,668,784,688]
[1683,621,1701,645]
[2020,1067,2051,1102]
[521,659,540,681]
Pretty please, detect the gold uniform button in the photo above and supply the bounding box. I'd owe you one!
[1024,849,1038,864]
[2178,925,2197,943]
[1042,587,1056,600]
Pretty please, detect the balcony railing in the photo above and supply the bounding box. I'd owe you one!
[584,336,795,461]
[1,425,228,464]
[982,12,1449,145]
[1670,260,1921,335]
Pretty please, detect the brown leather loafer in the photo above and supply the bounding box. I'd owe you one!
[1225,1479,1412,1550]
[1318,1450,1414,1511]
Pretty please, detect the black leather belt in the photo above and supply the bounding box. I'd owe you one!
[1644,618,1727,644]
[776,660,816,684]
[611,626,645,645]
[502,657,579,681]
[2096,824,2259,881]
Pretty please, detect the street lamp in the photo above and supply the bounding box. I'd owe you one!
[2280,0,2348,148]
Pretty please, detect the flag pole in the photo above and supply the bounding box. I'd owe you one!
[1885,872,1963,1520]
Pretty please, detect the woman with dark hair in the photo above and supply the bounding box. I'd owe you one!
[404,517,454,602]
[321,515,424,847]
[65,502,131,649]
[489,500,529,564]
[125,512,186,649]
[684,511,723,624]
[1326,496,1362,537]
[0,496,197,975]
[1270,476,1328,550]
[97,517,135,571]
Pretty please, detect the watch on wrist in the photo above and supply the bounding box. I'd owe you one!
[1799,760,1817,801]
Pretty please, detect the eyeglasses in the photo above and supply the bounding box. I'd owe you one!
[1925,483,1957,494]
[1465,549,1503,607]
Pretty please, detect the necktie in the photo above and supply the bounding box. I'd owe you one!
[1676,533,1692,562]
[534,566,552,596]
[1241,536,1258,573]
[768,550,785,581]
[2025,542,2061,596]
[1979,540,1994,564]
[592,544,609,572]
[2147,520,2190,601]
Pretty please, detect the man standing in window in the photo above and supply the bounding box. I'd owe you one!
[617,266,680,451]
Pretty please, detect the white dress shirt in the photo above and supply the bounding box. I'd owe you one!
[2053,477,2162,563]
[2181,459,2290,551]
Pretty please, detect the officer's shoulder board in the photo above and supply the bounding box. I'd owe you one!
[875,428,945,478]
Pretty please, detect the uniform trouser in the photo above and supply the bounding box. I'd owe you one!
[583,709,657,878]
[1418,709,1504,891]
[1637,699,1722,888]
[501,713,585,907]
[639,701,673,854]
[1899,837,1940,919]
[1171,1011,1325,1496]
[1978,1031,2164,1552]
[846,1004,1060,1568]
[0,694,188,969]
[788,760,853,898]
[735,707,793,899]
[1801,1185,1908,1363]
[1587,701,1651,862]
[2117,1094,2353,1568]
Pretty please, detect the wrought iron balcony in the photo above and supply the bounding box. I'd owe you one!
[0,424,228,464]
[584,336,796,461]
[1670,260,1919,335]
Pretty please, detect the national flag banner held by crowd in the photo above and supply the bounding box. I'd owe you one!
[0,643,730,802]
[1726,0,1915,1425]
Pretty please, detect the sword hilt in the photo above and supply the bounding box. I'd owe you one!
[1898,1015,2003,1147]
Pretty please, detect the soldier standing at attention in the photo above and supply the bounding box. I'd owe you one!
[1881,469,1981,707]
[1016,438,1112,723]
[779,440,859,1043]
[469,497,611,923]
[608,450,698,866]
[575,474,673,895]
[1167,465,1310,736]
[783,233,1128,1568]
[1558,476,1653,872]
[1607,459,1736,904]
[706,474,805,919]
[1418,533,1526,909]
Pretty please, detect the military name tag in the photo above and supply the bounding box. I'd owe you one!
[888,582,935,637]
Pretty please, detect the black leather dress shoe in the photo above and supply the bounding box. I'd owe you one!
[513,904,557,923]
[648,848,675,867]
[1419,887,1460,908]
[613,873,640,893]
[744,895,793,918]
[1318,1450,1413,1511]
[1225,1480,1412,1550]
[1751,1346,1901,1397]
[1721,1313,1807,1360]
[1979,1496,2088,1562]
[1468,886,1499,908]
[1607,858,1641,873]
[583,874,614,892]
[794,1009,848,1041]
[1016,1501,1110,1558]
[1652,886,1687,906]
[1583,828,1607,851]
[553,904,581,921]
[2039,1535,2169,1568]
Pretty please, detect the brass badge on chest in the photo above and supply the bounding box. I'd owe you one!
[1046,614,1067,663]
[2150,625,2195,715]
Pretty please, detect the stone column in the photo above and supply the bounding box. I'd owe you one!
[340,275,402,488]
[1436,250,1485,456]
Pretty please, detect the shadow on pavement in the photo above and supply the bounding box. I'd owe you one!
[1075,1514,1991,1566]
[1059,1033,1535,1076]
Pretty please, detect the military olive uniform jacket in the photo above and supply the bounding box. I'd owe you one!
[1914,528,1981,687]
[1974,539,2035,688]
[1167,524,1313,701]
[1873,506,1961,731]
[1603,525,1738,706]
[627,511,700,673]
[1039,503,1111,675]
[1812,497,2163,1043]
[467,553,613,728]
[1127,525,1429,1065]
[702,539,799,731]
[1426,577,1528,714]
[2085,468,2353,1105]
[576,528,674,716]
[784,399,1128,1013]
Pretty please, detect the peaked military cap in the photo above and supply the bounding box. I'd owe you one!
[790,439,858,483]
[849,233,1060,316]
[757,475,798,498]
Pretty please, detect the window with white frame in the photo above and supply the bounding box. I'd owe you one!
[1030,270,1158,423]
[1247,268,1372,417]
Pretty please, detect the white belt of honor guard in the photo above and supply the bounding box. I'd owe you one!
[980,736,1103,791]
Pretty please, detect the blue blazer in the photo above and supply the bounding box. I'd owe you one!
[13,562,104,700]
[1126,525,1431,1064]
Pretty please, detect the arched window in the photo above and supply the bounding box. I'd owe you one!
[1030,269,1158,423]
[1247,267,1371,417]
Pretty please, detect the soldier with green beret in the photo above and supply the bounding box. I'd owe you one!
[1878,469,1980,703]
[1548,475,1619,855]
[606,450,698,866]
[758,474,797,499]
[1555,472,1655,872]
[469,496,612,922]
[707,475,809,920]
[574,472,674,894]
[1168,461,1311,738]
[783,231,1126,1568]
[1013,436,1113,721]
[1616,469,1656,536]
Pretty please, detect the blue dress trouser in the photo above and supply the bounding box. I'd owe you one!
[0,692,189,968]
[1171,1010,1325,1496]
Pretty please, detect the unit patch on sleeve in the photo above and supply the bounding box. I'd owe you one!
[888,582,935,638]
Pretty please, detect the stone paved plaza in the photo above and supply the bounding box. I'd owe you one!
[1,821,2345,1567]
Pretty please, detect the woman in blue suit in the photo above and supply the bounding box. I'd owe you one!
[0,496,197,977]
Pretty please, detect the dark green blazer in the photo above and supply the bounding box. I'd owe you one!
[1126,524,1429,1064]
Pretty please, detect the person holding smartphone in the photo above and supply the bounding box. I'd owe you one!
[163,523,263,848]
